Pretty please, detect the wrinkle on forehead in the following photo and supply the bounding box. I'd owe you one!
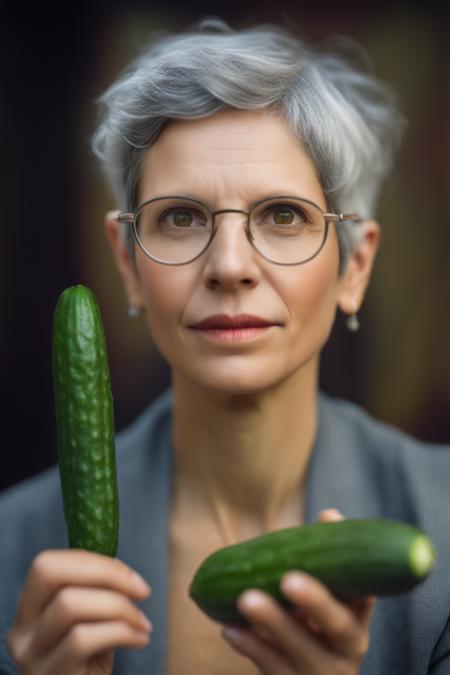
[139,109,325,208]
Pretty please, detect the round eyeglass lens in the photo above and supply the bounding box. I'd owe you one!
[249,198,327,264]
[135,197,212,264]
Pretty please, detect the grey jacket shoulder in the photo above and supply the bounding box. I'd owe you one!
[317,393,450,522]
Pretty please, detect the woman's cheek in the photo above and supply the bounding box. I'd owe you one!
[276,249,340,337]
[137,261,193,346]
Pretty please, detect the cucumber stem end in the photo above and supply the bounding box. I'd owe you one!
[410,535,436,578]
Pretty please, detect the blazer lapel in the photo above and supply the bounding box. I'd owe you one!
[304,393,381,523]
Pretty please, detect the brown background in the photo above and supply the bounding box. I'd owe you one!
[1,0,449,491]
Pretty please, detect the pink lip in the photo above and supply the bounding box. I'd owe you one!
[190,314,278,330]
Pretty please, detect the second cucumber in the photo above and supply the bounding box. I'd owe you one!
[189,518,436,625]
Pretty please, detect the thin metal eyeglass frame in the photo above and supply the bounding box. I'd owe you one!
[116,195,362,266]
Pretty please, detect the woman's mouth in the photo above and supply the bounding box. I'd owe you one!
[188,314,280,342]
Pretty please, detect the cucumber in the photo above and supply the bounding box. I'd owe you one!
[189,518,436,625]
[52,284,119,557]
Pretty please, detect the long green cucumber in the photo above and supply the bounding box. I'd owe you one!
[52,284,119,556]
[189,518,436,625]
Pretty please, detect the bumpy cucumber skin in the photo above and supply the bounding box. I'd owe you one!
[189,519,435,625]
[53,285,119,557]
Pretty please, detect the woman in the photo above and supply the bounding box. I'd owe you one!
[2,17,450,675]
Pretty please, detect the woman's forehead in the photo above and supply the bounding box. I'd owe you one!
[145,110,304,161]
[139,110,325,206]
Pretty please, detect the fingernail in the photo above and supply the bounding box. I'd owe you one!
[319,508,344,522]
[328,508,344,518]
[281,572,308,592]
[139,612,153,631]
[131,571,151,594]
[222,627,243,643]
[239,590,264,609]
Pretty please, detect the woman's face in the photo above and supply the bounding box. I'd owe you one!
[113,110,367,395]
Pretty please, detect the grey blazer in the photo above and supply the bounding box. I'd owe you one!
[1,390,450,674]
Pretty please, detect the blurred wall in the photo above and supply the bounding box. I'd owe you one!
[2,0,449,491]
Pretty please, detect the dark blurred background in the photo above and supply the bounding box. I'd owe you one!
[1,0,449,492]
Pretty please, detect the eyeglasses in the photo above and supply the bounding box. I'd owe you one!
[117,195,361,266]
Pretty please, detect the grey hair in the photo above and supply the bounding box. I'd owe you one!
[91,16,406,269]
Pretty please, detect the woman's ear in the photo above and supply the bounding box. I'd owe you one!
[337,219,381,315]
[104,210,145,310]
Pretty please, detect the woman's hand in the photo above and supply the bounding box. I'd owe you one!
[221,509,375,674]
[6,549,152,675]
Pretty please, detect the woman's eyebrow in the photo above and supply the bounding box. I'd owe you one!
[141,189,309,203]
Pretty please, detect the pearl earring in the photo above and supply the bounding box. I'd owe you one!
[128,304,142,318]
[346,300,360,332]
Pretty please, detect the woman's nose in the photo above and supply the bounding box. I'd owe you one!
[201,212,261,291]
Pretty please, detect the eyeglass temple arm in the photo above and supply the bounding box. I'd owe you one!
[117,213,134,224]
[324,213,362,223]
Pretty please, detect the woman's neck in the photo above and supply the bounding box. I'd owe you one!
[171,361,319,541]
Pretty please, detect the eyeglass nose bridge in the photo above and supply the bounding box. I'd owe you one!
[212,208,249,217]
[209,207,255,246]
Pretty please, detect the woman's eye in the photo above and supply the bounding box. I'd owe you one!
[172,209,194,227]
[160,208,208,228]
[267,205,307,225]
[272,207,295,224]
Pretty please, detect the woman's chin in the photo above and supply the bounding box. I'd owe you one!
[175,363,301,398]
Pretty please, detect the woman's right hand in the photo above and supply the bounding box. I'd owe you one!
[6,549,152,675]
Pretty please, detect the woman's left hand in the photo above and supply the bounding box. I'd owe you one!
[221,509,375,674]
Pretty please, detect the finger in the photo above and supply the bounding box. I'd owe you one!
[17,550,150,622]
[237,589,326,669]
[280,571,370,659]
[38,620,151,672]
[30,587,152,657]
[222,626,294,675]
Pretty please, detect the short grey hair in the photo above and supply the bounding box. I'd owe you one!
[91,16,406,268]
